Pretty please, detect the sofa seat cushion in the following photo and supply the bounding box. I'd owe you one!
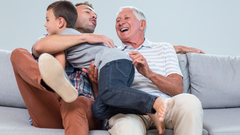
[146,129,208,135]
[0,106,109,135]
[0,106,64,135]
[203,108,240,135]
[187,53,240,109]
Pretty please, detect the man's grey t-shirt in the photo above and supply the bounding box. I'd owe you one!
[61,28,132,71]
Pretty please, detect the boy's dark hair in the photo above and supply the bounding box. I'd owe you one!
[47,0,77,28]
[75,1,94,9]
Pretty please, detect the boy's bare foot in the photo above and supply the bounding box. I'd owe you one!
[147,113,165,134]
[39,53,78,103]
[152,97,175,133]
[157,120,165,134]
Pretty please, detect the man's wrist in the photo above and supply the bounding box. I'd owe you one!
[80,34,88,43]
[175,45,183,54]
[148,71,155,80]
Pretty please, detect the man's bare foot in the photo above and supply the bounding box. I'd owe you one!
[153,97,175,132]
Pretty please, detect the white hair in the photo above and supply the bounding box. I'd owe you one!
[117,6,147,35]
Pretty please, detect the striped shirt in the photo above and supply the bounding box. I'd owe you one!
[119,38,183,98]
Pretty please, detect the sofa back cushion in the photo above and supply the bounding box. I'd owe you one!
[0,49,26,108]
[177,54,190,93]
[187,53,240,109]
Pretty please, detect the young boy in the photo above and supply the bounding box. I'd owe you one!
[39,0,174,131]
[39,0,79,102]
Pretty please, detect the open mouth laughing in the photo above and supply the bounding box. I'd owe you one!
[120,27,129,32]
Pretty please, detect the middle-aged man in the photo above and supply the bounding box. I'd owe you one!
[30,1,204,135]
[10,2,104,135]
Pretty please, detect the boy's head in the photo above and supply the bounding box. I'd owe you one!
[45,0,77,35]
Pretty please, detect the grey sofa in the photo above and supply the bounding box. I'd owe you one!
[0,48,240,135]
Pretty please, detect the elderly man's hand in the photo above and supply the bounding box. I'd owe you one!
[174,45,205,54]
[84,34,115,48]
[129,51,153,79]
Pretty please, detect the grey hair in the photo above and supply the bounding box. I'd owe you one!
[117,6,147,35]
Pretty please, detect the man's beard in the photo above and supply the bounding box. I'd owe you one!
[75,24,95,34]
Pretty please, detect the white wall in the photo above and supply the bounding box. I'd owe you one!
[1,0,239,56]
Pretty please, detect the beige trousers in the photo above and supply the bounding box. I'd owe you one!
[108,93,203,135]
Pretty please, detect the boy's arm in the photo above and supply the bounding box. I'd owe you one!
[33,34,114,57]
[55,51,66,69]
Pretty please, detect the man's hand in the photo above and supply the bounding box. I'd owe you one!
[82,61,99,84]
[129,51,153,79]
[174,45,205,54]
[82,61,99,98]
[85,34,115,48]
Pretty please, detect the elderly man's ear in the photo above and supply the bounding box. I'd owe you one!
[139,20,146,31]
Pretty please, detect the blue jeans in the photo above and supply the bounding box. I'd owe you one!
[92,59,157,120]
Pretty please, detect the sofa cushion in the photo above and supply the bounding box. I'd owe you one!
[0,49,26,108]
[146,129,208,135]
[203,108,240,135]
[187,53,240,109]
[0,106,109,135]
[177,54,190,93]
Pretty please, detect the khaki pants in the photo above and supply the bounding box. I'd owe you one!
[10,48,100,135]
[108,94,203,135]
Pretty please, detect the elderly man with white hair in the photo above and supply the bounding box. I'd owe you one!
[87,6,204,135]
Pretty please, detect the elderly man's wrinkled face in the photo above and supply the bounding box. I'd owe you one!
[115,9,141,42]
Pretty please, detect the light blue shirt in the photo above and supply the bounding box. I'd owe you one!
[62,28,132,72]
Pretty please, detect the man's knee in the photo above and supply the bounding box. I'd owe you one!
[11,48,26,59]
[173,93,203,115]
[10,48,30,65]
[108,114,146,135]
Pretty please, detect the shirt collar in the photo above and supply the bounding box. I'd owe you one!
[60,28,82,34]
[119,38,153,51]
